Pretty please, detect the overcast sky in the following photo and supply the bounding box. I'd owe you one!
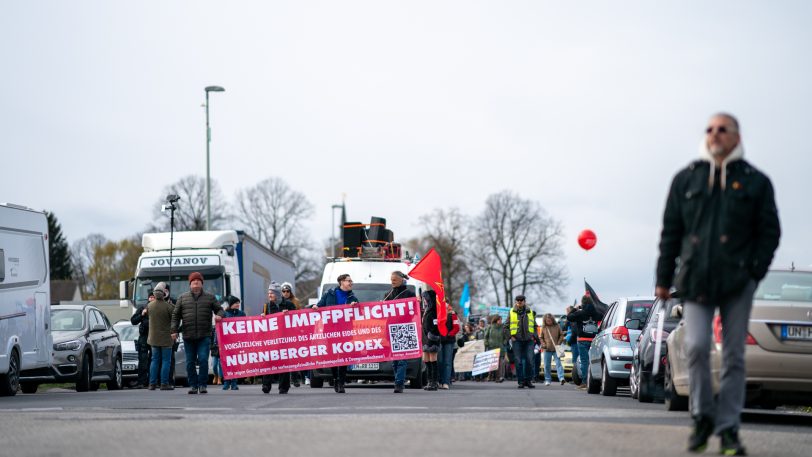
[3,1,810,313]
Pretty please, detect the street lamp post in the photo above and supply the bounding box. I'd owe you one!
[204,85,225,231]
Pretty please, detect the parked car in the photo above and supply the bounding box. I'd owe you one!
[630,296,681,403]
[19,304,122,393]
[586,297,655,396]
[112,321,141,388]
[665,268,812,411]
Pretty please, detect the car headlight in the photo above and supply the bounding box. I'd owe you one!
[54,340,82,351]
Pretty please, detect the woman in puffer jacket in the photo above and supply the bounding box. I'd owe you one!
[421,290,441,391]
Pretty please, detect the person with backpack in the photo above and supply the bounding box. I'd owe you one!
[567,295,602,391]
[484,315,506,383]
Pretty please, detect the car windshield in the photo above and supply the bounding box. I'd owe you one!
[755,271,812,302]
[625,300,654,323]
[134,274,225,307]
[114,325,139,341]
[51,310,85,331]
[321,283,417,304]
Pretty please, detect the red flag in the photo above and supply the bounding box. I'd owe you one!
[408,248,449,336]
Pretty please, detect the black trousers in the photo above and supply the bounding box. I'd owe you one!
[136,339,150,386]
[262,373,291,391]
[331,366,347,384]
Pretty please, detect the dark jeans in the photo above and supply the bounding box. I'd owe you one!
[439,342,456,385]
[392,360,407,386]
[511,339,534,384]
[331,366,347,384]
[136,338,150,386]
[262,372,291,392]
[183,336,211,388]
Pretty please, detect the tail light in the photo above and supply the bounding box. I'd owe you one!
[713,315,757,345]
[649,328,670,341]
[612,326,630,342]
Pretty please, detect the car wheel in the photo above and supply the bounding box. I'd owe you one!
[107,357,123,390]
[309,378,324,388]
[629,362,640,400]
[76,354,92,392]
[664,358,688,411]
[638,371,654,403]
[600,360,617,396]
[20,382,39,394]
[0,349,21,396]
[586,361,600,394]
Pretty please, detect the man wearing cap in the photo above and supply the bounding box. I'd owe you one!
[171,272,224,394]
[383,271,416,393]
[504,295,536,389]
[148,282,175,390]
[261,285,296,394]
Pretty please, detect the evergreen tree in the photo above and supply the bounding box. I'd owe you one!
[46,211,73,280]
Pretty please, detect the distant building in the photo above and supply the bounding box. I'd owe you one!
[50,280,82,305]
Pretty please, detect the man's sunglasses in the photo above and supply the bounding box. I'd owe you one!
[706,126,732,134]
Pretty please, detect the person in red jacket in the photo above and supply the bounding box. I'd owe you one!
[437,302,461,390]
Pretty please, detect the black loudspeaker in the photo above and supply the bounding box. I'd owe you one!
[342,222,363,257]
[367,217,387,246]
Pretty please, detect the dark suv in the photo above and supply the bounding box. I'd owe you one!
[19,304,123,393]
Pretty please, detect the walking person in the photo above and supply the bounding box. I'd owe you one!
[382,271,416,393]
[567,296,601,391]
[147,283,174,390]
[420,290,441,391]
[130,292,154,388]
[221,296,245,391]
[656,113,780,455]
[281,282,306,387]
[484,315,506,383]
[314,274,359,393]
[564,305,580,385]
[170,272,224,394]
[261,285,296,394]
[539,313,566,386]
[437,302,461,390]
[504,295,536,389]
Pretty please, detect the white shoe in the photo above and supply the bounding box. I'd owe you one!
[545,381,551,386]
[304,378,310,386]
[440,384,450,390]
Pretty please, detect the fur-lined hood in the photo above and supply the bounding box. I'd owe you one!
[698,140,744,190]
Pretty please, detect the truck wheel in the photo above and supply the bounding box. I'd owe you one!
[76,354,92,392]
[0,349,20,396]
[107,357,123,390]
[310,378,324,388]
[20,383,39,394]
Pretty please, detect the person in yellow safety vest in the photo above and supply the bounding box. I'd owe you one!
[504,295,537,389]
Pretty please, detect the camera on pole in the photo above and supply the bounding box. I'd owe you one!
[162,194,181,292]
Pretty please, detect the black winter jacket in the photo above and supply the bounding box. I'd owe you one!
[264,299,296,314]
[317,288,359,307]
[567,304,602,340]
[656,159,781,304]
[170,291,224,340]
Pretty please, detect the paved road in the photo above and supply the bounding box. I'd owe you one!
[1,381,810,457]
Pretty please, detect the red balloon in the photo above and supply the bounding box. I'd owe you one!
[578,229,597,251]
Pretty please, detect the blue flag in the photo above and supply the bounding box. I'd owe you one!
[460,282,471,319]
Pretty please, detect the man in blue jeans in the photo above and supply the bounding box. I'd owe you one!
[567,296,601,391]
[171,272,224,394]
[437,302,461,389]
[505,295,536,389]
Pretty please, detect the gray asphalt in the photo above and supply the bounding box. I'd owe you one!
[1,381,810,457]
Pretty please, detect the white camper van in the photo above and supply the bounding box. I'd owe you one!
[0,204,52,396]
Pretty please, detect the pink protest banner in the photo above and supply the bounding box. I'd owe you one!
[216,298,422,380]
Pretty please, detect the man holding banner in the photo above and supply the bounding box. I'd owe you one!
[382,271,416,393]
[315,274,359,394]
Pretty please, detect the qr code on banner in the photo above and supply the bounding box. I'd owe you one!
[389,323,419,352]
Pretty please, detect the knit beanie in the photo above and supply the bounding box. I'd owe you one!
[188,272,204,284]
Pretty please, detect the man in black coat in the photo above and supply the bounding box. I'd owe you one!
[130,292,154,388]
[315,274,358,393]
[261,286,297,394]
[655,113,780,455]
[383,271,416,393]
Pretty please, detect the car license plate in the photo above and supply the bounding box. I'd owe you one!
[349,363,379,371]
[782,324,812,341]
[123,364,137,371]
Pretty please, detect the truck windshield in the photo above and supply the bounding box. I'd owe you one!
[134,274,225,306]
[320,284,417,304]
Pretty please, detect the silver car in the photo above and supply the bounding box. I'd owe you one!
[19,304,123,393]
[586,296,655,396]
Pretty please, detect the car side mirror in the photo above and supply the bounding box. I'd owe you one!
[91,323,107,332]
[670,304,683,319]
[625,319,641,330]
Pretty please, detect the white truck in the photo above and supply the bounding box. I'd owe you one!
[120,230,295,316]
[0,203,52,396]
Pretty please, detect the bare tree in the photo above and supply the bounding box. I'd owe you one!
[150,175,229,231]
[235,177,319,282]
[468,191,568,307]
[414,207,474,310]
[70,233,107,297]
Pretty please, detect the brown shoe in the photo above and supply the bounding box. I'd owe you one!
[148,384,157,391]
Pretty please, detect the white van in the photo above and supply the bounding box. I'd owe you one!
[0,204,52,396]
[310,257,428,388]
